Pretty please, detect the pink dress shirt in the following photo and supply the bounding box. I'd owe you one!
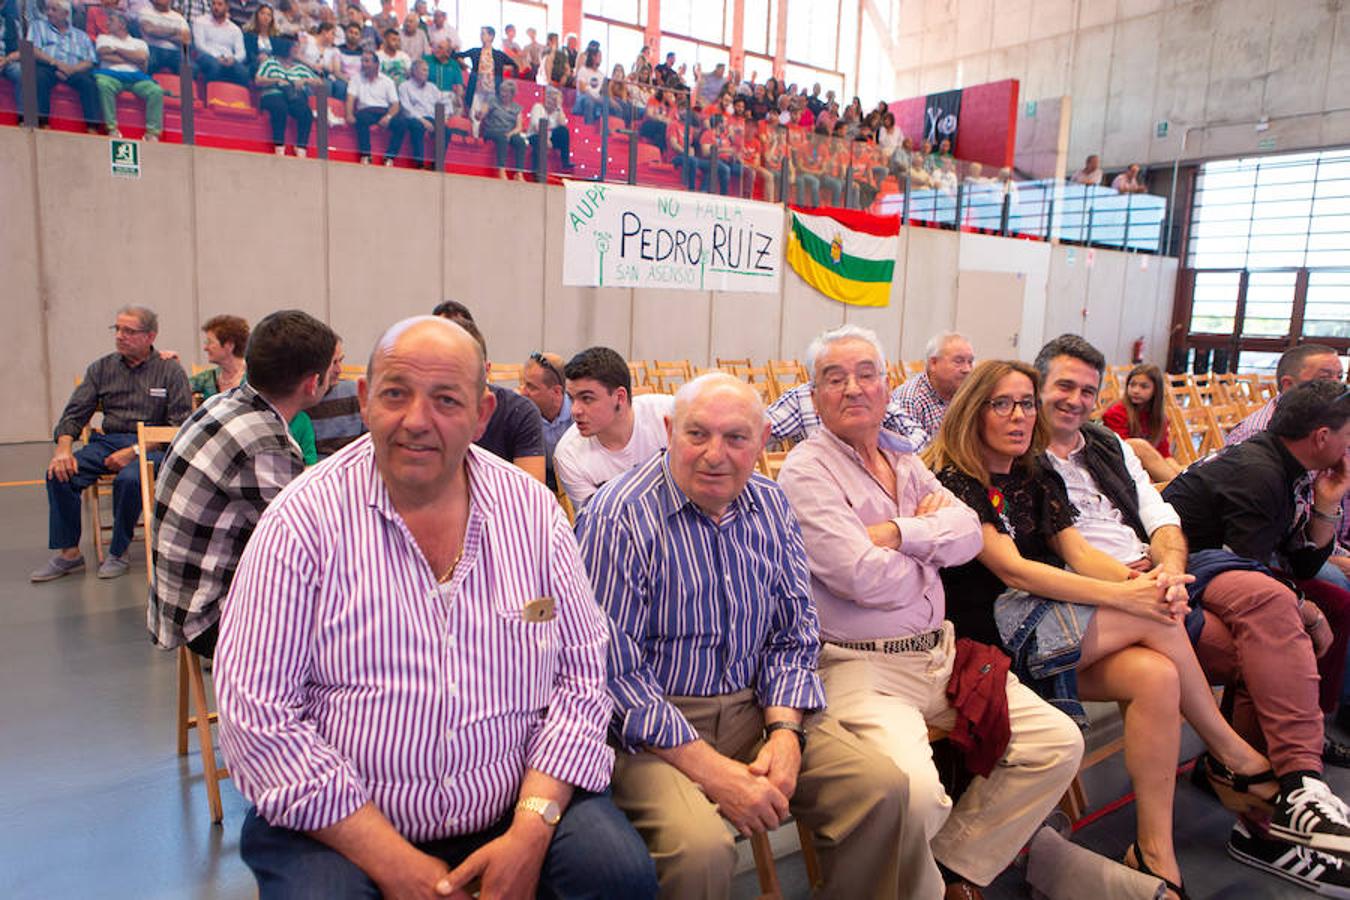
[777,428,983,641]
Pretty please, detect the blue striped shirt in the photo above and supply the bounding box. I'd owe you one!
[577,453,825,752]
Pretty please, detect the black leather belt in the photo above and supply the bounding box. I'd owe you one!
[825,628,943,654]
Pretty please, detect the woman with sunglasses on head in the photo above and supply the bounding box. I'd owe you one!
[923,359,1277,900]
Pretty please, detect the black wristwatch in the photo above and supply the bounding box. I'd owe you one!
[764,720,807,752]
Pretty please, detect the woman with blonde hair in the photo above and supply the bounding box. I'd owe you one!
[1102,363,1184,482]
[924,359,1277,900]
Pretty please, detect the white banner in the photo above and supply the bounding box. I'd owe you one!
[562,181,783,293]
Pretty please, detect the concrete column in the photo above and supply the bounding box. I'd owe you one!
[644,0,660,55]
[772,0,788,79]
[730,0,745,71]
[562,0,582,43]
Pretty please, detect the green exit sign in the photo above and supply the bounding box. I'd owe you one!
[1155,120,1169,139]
[110,139,140,178]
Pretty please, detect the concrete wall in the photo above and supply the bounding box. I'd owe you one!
[0,127,1176,443]
[890,0,1350,169]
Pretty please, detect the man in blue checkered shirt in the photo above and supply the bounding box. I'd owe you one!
[2,0,101,127]
[892,331,975,443]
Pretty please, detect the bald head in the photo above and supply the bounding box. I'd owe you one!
[668,373,769,520]
[673,373,766,429]
[368,316,486,394]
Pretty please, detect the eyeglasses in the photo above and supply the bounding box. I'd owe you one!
[530,351,564,386]
[819,369,882,392]
[109,325,149,336]
[987,397,1037,417]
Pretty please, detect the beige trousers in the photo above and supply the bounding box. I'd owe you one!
[819,623,1084,899]
[611,688,912,899]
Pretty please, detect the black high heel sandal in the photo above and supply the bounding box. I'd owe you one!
[1200,752,1278,817]
[1123,841,1190,900]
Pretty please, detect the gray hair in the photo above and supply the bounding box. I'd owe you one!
[805,325,887,380]
[672,372,766,428]
[924,331,969,361]
[117,304,158,334]
[47,0,71,12]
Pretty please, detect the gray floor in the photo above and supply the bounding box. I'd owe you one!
[0,440,1330,898]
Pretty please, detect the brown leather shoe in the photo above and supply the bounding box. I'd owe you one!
[943,882,984,900]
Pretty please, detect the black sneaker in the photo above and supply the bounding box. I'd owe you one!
[1228,820,1350,898]
[1271,775,1350,855]
[1326,738,1350,769]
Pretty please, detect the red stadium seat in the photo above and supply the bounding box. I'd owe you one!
[205,82,255,118]
[152,73,189,109]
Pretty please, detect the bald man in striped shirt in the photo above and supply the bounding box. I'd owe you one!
[216,317,656,900]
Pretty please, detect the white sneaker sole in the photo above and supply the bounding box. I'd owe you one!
[1229,840,1350,898]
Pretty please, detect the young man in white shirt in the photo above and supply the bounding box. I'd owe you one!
[191,0,247,84]
[527,84,571,171]
[554,347,675,510]
[344,48,401,165]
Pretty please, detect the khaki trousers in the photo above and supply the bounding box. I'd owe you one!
[820,623,1084,899]
[611,688,910,899]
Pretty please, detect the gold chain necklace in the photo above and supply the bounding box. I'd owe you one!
[437,546,464,584]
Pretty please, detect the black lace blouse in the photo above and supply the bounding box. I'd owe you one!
[935,464,1078,644]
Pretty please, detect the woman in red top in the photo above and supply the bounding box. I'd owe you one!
[1102,363,1184,482]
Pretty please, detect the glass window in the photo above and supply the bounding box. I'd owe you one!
[502,1,546,38]
[663,0,725,44]
[744,0,770,55]
[459,0,503,33]
[1237,351,1283,375]
[1305,271,1350,340]
[591,0,640,23]
[786,0,838,69]
[1191,271,1240,334]
[1240,271,1295,337]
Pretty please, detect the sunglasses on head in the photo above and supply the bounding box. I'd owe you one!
[530,351,564,386]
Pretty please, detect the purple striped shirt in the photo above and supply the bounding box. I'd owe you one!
[215,437,614,841]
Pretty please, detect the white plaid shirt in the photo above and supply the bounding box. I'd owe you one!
[148,384,304,649]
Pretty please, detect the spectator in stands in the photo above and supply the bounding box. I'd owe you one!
[304,21,342,98]
[739,125,775,202]
[570,43,604,124]
[217,315,657,900]
[343,1,377,50]
[31,306,192,583]
[453,25,514,127]
[385,56,437,168]
[766,373,928,452]
[816,132,846,206]
[793,131,823,207]
[93,11,164,140]
[653,49,676,87]
[1162,381,1350,863]
[540,31,570,87]
[805,81,824,115]
[369,0,395,35]
[148,310,335,659]
[479,78,526,179]
[892,331,975,441]
[630,44,651,82]
[426,7,456,52]
[138,0,188,75]
[255,35,317,156]
[777,328,1082,900]
[424,36,461,94]
[528,85,571,172]
[637,85,669,156]
[604,62,633,124]
[521,27,542,79]
[1113,163,1146,193]
[578,372,908,898]
[1100,363,1184,482]
[670,111,712,191]
[4,0,100,129]
[273,0,302,37]
[927,359,1282,899]
[1226,344,1343,446]
[345,48,400,165]
[696,61,725,106]
[375,26,409,84]
[333,20,363,90]
[499,22,523,69]
[1072,153,1102,186]
[554,346,675,510]
[563,32,579,68]
[430,302,546,483]
[747,82,770,119]
[193,0,247,85]
[519,351,570,491]
[397,11,425,61]
[876,109,901,156]
[227,0,260,28]
[240,2,275,71]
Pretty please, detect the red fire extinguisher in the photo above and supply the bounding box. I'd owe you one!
[1131,336,1145,364]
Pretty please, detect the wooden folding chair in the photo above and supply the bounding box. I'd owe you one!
[756,449,789,480]
[488,363,524,389]
[138,421,230,825]
[338,363,366,382]
[715,357,753,371]
[767,360,809,395]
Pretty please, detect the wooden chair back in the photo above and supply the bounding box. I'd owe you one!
[488,363,524,388]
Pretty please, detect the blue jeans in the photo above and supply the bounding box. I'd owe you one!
[195,53,249,86]
[146,45,181,76]
[240,790,658,899]
[46,432,157,558]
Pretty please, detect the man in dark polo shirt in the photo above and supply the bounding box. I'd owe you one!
[431,301,545,483]
[32,305,192,582]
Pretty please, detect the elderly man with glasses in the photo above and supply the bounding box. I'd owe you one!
[31,306,192,582]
